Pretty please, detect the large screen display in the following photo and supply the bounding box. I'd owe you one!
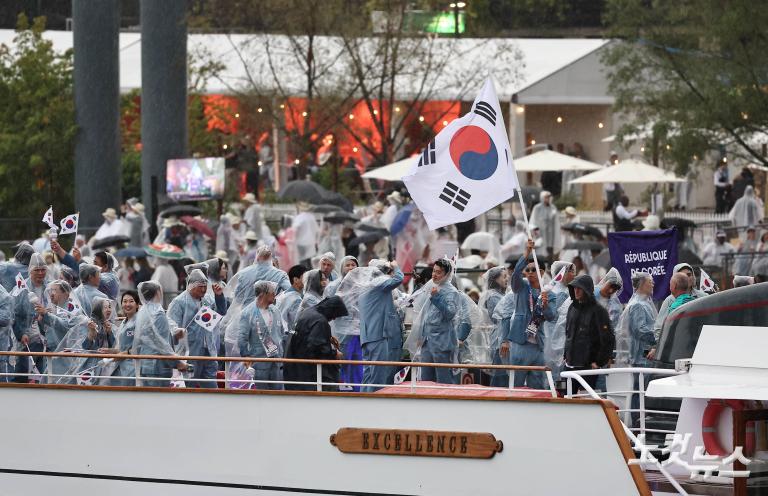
[166,157,225,200]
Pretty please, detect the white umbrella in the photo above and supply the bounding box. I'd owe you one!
[361,156,417,181]
[461,232,500,253]
[569,159,685,184]
[513,149,603,172]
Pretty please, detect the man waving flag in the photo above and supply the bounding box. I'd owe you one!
[403,78,519,230]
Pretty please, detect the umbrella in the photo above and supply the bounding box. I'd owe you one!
[569,159,685,185]
[563,241,604,252]
[114,247,147,258]
[158,205,202,218]
[511,186,541,206]
[360,156,417,181]
[278,180,329,204]
[678,247,703,265]
[348,232,387,246]
[355,222,389,234]
[512,150,603,172]
[311,204,343,214]
[562,223,605,240]
[323,211,359,224]
[91,235,130,250]
[145,243,185,260]
[389,204,414,237]
[461,232,499,253]
[180,216,215,238]
[661,217,696,230]
[323,191,354,212]
[592,249,612,269]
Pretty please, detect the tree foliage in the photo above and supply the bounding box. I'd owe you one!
[0,15,76,223]
[604,0,768,173]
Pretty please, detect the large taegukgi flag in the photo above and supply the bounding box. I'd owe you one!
[402,78,519,231]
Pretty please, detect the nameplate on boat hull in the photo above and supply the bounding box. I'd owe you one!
[330,428,503,459]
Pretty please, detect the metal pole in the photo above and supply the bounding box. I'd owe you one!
[316,364,322,392]
[639,372,646,437]
[516,189,544,288]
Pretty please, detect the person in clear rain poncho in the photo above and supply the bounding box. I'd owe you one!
[72,264,109,317]
[729,185,764,227]
[110,290,141,386]
[131,281,187,387]
[594,268,624,331]
[325,256,361,390]
[276,265,308,337]
[615,272,657,368]
[405,258,460,385]
[734,226,759,276]
[529,191,561,258]
[94,251,120,300]
[299,269,327,313]
[318,252,339,282]
[0,242,34,292]
[80,296,116,369]
[230,246,290,308]
[12,253,51,381]
[167,269,226,388]
[36,280,80,352]
[652,263,705,344]
[479,266,507,387]
[357,259,404,392]
[541,261,575,381]
[0,284,13,382]
[236,281,285,390]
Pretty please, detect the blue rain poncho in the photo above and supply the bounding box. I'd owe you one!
[541,261,574,380]
[298,269,325,313]
[131,281,182,385]
[614,272,657,367]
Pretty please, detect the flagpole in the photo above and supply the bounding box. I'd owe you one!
[75,211,79,239]
[515,188,544,289]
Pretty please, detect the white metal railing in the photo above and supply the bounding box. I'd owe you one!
[562,367,690,496]
[0,350,558,397]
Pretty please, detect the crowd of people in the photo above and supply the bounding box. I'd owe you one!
[0,177,764,393]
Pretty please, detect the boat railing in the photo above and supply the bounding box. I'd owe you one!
[561,367,690,496]
[0,350,559,396]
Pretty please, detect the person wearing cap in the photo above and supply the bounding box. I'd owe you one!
[292,202,319,268]
[701,231,735,266]
[242,192,264,239]
[358,259,404,391]
[240,230,262,268]
[530,191,560,259]
[91,207,124,244]
[125,202,149,247]
[11,253,51,381]
[380,191,403,230]
[167,269,226,388]
[237,280,285,390]
[0,242,34,291]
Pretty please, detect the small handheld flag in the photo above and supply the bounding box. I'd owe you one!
[11,272,27,297]
[193,306,223,330]
[77,370,94,386]
[65,299,82,315]
[393,366,410,385]
[402,78,519,230]
[699,268,717,293]
[59,213,79,235]
[42,206,55,229]
[544,264,569,291]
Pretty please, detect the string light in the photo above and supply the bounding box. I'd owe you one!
[692,155,698,160]
[394,106,401,113]
[222,144,228,150]
[597,122,604,129]
[515,106,525,114]
[722,157,728,163]
[294,159,300,164]
[235,113,240,118]
[373,109,378,115]
[665,144,671,150]
[556,116,563,123]
[640,146,645,152]
[742,112,749,120]
[530,139,536,145]
[418,115,425,122]
[352,147,359,152]
[348,114,355,120]
[301,111,308,117]
[258,160,263,166]
[280,104,285,109]
[443,120,449,126]
[257,107,263,113]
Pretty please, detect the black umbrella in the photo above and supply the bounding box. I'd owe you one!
[323,211,360,224]
[348,232,387,246]
[322,191,354,212]
[511,186,541,207]
[563,241,605,252]
[114,247,147,258]
[158,204,202,218]
[592,249,612,269]
[91,235,130,250]
[278,180,329,204]
[678,247,703,265]
[355,222,389,234]
[311,204,343,214]
[562,222,605,240]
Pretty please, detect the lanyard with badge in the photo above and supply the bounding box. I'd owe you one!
[525,289,543,344]
[256,308,279,358]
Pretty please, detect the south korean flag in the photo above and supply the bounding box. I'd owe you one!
[402,78,519,230]
[193,306,223,330]
[11,272,28,297]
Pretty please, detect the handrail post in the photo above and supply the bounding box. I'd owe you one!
[545,370,557,398]
[46,357,53,384]
[316,363,322,392]
[566,377,573,398]
[224,361,230,389]
[134,359,142,387]
[410,364,416,393]
[639,372,646,437]
[508,370,514,389]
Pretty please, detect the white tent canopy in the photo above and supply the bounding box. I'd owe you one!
[513,150,603,172]
[361,156,417,181]
[569,159,685,184]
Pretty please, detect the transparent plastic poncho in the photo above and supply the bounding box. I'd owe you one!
[131,282,179,379]
[333,266,391,338]
[614,274,658,367]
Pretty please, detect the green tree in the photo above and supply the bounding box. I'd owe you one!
[603,0,768,173]
[0,15,76,229]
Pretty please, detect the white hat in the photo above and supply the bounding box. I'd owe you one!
[297,201,311,212]
[245,230,258,241]
[102,208,117,220]
[372,201,385,213]
[564,206,577,217]
[386,191,403,205]
[242,193,257,204]
[642,215,660,230]
[162,216,183,228]
[214,250,229,263]
[131,202,145,214]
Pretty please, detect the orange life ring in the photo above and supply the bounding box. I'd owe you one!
[701,399,754,456]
